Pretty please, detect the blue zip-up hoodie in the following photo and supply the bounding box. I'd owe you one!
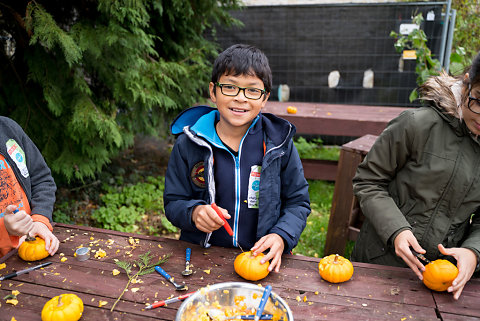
[164,106,310,253]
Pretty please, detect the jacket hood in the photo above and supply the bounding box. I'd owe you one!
[419,72,466,135]
[170,105,295,147]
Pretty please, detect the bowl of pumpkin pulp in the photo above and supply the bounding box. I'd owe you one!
[175,282,293,321]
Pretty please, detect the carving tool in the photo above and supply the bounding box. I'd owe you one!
[155,266,188,291]
[211,203,244,252]
[410,248,431,264]
[0,262,52,281]
[145,291,195,310]
[181,247,193,276]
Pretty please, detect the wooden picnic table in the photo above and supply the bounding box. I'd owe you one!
[1,223,479,321]
[262,101,410,137]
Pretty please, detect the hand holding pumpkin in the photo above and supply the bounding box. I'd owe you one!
[234,251,270,281]
[437,244,477,300]
[28,221,60,256]
[250,233,285,272]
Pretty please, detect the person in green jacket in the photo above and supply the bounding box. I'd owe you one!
[351,51,480,300]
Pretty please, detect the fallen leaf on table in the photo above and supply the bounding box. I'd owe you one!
[0,263,6,270]
[296,296,301,302]
[11,290,19,296]
[10,317,16,321]
[94,249,107,259]
[203,269,211,274]
[98,300,108,307]
[6,299,18,306]
[131,288,140,293]
[61,257,68,262]
[112,269,120,276]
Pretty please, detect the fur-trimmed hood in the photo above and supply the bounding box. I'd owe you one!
[419,71,463,118]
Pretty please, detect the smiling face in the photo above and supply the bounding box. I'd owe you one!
[461,80,480,136]
[209,72,270,136]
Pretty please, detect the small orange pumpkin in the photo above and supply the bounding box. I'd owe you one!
[18,236,50,261]
[318,254,354,283]
[41,293,84,321]
[234,251,270,281]
[422,259,458,292]
[286,106,297,114]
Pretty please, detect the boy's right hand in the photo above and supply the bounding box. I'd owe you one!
[3,205,34,236]
[192,204,231,233]
[394,229,426,280]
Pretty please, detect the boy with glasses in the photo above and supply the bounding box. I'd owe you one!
[164,44,310,272]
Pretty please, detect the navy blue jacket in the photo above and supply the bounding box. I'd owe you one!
[163,106,310,253]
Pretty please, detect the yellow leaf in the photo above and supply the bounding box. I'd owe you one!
[112,269,120,276]
[60,257,68,262]
[131,288,140,293]
[12,290,20,296]
[296,296,301,302]
[303,296,307,302]
[98,300,108,307]
[0,263,6,270]
[94,249,107,259]
[203,269,211,275]
[6,299,18,306]
[11,317,17,321]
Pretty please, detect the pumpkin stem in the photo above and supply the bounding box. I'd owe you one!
[57,294,64,307]
[334,254,339,264]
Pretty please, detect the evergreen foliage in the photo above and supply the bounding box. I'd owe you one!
[0,0,242,181]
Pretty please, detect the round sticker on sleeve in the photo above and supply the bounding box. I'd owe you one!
[190,162,206,188]
[6,139,29,178]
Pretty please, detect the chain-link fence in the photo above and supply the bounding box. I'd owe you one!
[213,2,449,107]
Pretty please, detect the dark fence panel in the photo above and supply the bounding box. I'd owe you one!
[213,2,446,107]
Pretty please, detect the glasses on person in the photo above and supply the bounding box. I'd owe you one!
[467,84,480,114]
[215,83,266,100]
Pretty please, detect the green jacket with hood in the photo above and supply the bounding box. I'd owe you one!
[351,74,480,270]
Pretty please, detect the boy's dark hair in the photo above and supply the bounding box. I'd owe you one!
[211,44,272,95]
[468,51,480,87]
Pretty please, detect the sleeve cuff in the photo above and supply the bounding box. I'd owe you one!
[31,214,53,231]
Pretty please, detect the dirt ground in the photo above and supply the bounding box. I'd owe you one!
[55,135,175,236]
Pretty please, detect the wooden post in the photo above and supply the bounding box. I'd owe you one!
[324,135,378,256]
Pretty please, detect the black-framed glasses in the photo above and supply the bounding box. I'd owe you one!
[215,83,266,100]
[467,84,480,114]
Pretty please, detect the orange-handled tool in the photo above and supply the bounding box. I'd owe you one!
[211,203,233,236]
[211,203,244,252]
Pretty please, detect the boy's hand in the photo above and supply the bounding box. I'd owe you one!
[28,222,59,256]
[438,244,477,300]
[192,204,231,233]
[3,205,34,236]
[394,229,426,279]
[251,233,285,272]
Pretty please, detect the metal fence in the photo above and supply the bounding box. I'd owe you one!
[213,2,451,107]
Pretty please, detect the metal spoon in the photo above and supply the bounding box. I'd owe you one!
[182,247,193,276]
[207,309,273,320]
[154,266,188,291]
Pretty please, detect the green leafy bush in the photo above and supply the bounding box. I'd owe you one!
[294,137,340,161]
[91,176,175,234]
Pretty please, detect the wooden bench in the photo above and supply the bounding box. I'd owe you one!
[324,134,378,256]
[262,101,409,180]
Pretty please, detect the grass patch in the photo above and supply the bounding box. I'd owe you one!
[293,179,334,258]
